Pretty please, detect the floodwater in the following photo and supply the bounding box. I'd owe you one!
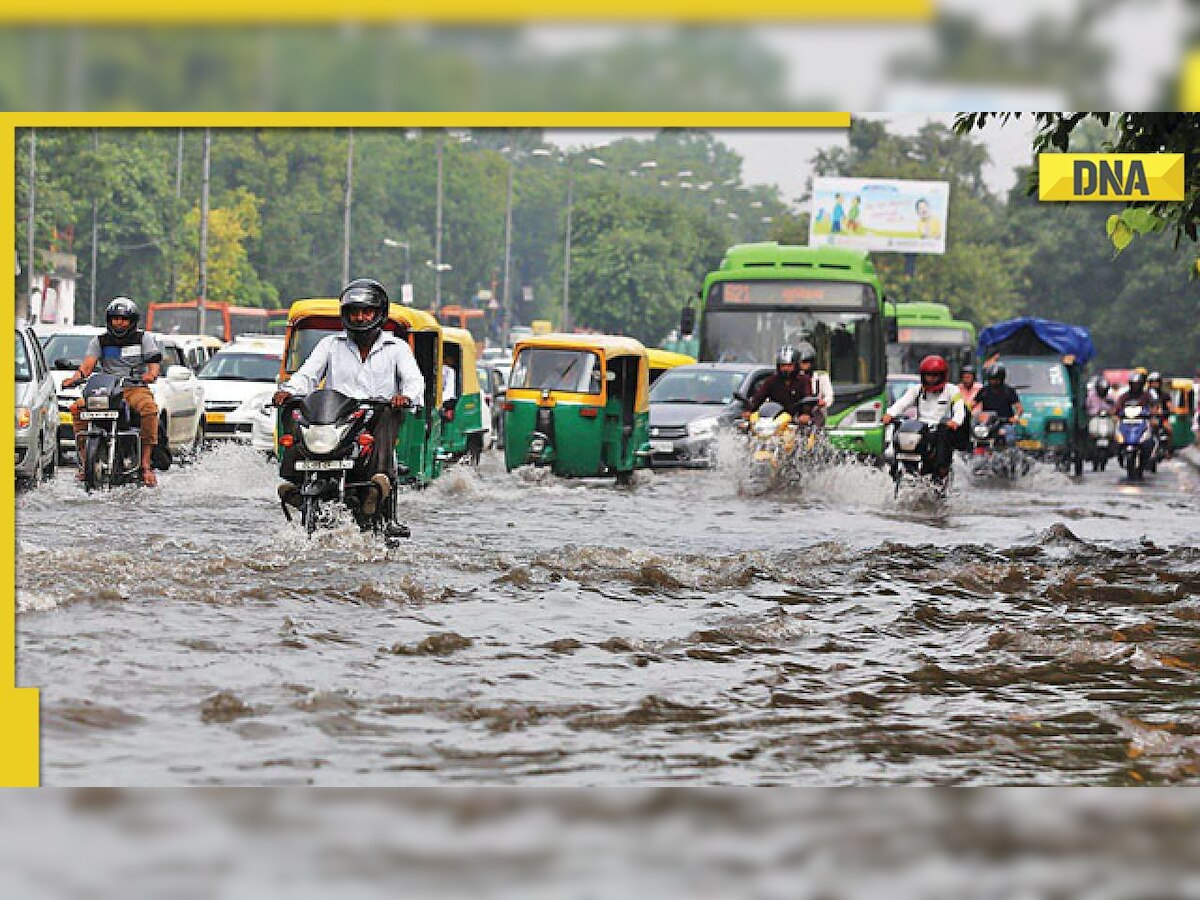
[15,442,1200,785]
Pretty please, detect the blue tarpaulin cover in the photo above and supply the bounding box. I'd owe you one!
[977,317,1096,365]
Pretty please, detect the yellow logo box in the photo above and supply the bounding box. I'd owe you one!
[1039,153,1184,202]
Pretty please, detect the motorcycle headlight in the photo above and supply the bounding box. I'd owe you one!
[973,424,989,439]
[87,395,111,411]
[687,416,719,438]
[753,418,778,437]
[299,423,350,454]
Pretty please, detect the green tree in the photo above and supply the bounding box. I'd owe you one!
[176,188,277,306]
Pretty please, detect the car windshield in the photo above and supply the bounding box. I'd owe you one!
[650,369,744,405]
[199,352,282,381]
[1004,359,1069,396]
[42,333,96,368]
[510,348,602,394]
[15,333,31,382]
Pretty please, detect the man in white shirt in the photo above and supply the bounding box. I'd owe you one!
[883,354,966,478]
[273,279,425,514]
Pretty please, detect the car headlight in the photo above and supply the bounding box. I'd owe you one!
[16,407,31,430]
[299,423,349,454]
[687,416,719,438]
[250,392,274,417]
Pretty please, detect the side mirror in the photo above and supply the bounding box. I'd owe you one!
[166,365,192,383]
[732,389,748,404]
[885,316,898,342]
[680,306,697,337]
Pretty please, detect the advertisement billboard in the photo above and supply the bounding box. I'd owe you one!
[809,176,950,255]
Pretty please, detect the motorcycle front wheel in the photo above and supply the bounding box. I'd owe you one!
[83,435,108,492]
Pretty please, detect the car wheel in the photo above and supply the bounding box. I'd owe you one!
[41,434,56,480]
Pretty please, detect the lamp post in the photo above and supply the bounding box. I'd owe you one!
[434,133,444,310]
[382,238,410,303]
[561,154,606,332]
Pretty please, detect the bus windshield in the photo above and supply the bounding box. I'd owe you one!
[151,307,226,339]
[229,312,269,339]
[702,308,883,392]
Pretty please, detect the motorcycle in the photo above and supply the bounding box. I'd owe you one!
[888,416,954,498]
[76,373,169,491]
[277,389,411,545]
[1086,410,1115,472]
[737,398,822,494]
[1115,402,1155,481]
[967,411,1030,480]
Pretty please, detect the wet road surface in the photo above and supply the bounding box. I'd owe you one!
[16,443,1200,784]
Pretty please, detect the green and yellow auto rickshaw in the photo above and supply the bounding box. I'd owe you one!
[1168,377,1195,449]
[646,347,696,385]
[279,298,444,485]
[502,334,650,483]
[437,326,489,465]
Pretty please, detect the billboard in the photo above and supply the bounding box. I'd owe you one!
[809,177,950,255]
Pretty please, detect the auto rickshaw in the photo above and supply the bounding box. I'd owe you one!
[437,326,489,465]
[646,347,696,385]
[503,333,650,483]
[1168,377,1195,449]
[278,298,444,486]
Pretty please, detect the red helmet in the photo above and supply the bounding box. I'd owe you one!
[918,354,949,389]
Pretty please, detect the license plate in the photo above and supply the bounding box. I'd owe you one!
[896,453,921,462]
[79,410,118,420]
[58,411,72,425]
[650,440,674,453]
[753,449,772,461]
[207,412,226,424]
[1017,439,1041,450]
[1095,439,1109,447]
[295,459,354,471]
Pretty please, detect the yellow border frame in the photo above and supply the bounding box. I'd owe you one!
[0,2,931,24]
[1,111,847,786]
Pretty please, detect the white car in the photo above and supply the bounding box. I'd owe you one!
[197,337,283,443]
[42,326,207,462]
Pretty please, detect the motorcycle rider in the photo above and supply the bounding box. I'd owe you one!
[972,364,1024,446]
[883,354,967,478]
[272,278,425,518]
[1147,371,1173,450]
[63,297,162,487]
[1115,369,1153,412]
[957,364,982,407]
[1087,376,1114,416]
[745,343,825,428]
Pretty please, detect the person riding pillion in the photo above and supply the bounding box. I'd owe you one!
[972,364,1024,446]
[957,364,981,407]
[745,343,826,428]
[883,354,966,477]
[63,297,163,487]
[272,279,425,515]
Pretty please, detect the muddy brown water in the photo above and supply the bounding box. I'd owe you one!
[16,443,1200,784]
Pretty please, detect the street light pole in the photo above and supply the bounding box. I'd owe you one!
[562,167,573,333]
[502,158,514,339]
[342,127,354,286]
[23,128,36,323]
[198,127,211,337]
[435,133,444,311]
[89,128,98,325]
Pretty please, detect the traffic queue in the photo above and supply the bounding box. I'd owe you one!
[17,263,1199,545]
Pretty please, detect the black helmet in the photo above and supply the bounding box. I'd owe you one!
[1095,376,1110,396]
[339,278,389,347]
[985,363,1006,383]
[105,297,139,339]
[961,364,976,377]
[776,344,801,374]
[1128,371,1147,393]
[796,341,817,366]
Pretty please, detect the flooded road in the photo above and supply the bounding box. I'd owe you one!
[16,445,1200,785]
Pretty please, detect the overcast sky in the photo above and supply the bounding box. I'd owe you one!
[546,114,1041,211]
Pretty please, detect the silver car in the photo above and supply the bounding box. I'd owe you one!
[15,326,58,485]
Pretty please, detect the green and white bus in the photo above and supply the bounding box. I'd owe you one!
[690,242,889,458]
[885,301,975,380]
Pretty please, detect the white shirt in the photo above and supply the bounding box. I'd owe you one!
[812,370,835,408]
[441,365,457,404]
[283,332,425,403]
[887,383,966,427]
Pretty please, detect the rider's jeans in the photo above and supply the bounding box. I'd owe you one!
[72,385,159,447]
[999,423,1015,447]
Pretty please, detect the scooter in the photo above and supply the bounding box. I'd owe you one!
[1115,402,1155,481]
[1086,410,1115,472]
[277,389,410,545]
[968,411,1030,480]
[737,397,822,494]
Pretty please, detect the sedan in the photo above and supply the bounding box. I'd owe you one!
[648,363,773,468]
